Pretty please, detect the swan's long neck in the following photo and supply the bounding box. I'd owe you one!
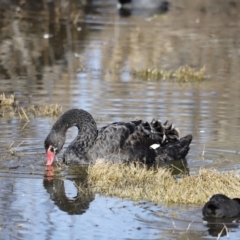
[51,109,98,153]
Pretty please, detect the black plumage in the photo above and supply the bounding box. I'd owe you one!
[117,0,169,11]
[202,194,240,219]
[44,109,192,165]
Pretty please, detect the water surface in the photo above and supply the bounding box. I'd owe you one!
[1,0,240,239]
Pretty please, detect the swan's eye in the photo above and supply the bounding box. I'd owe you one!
[49,145,57,154]
[52,146,58,154]
[46,145,58,154]
[49,146,54,152]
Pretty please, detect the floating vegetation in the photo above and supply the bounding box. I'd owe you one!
[0,93,15,106]
[26,104,62,117]
[88,161,240,205]
[0,93,62,119]
[135,65,206,82]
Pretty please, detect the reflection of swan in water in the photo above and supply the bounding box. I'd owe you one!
[161,158,189,176]
[43,157,188,215]
[43,174,94,215]
[204,220,240,237]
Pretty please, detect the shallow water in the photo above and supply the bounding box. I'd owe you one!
[1,0,240,239]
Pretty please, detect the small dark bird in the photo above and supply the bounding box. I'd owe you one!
[202,194,240,219]
[117,0,169,12]
[118,0,131,5]
[44,109,192,166]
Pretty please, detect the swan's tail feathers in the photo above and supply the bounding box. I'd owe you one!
[155,134,192,162]
[177,134,193,157]
[149,119,180,144]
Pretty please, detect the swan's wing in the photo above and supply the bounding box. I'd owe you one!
[95,120,144,153]
[95,119,180,153]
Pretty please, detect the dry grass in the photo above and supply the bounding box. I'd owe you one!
[26,104,62,117]
[0,93,15,106]
[135,65,206,82]
[0,93,62,119]
[88,161,240,205]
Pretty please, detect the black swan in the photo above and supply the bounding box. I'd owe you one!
[43,178,94,215]
[44,109,192,166]
[117,0,169,12]
[202,194,240,219]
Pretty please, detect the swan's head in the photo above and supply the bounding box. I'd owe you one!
[44,130,65,165]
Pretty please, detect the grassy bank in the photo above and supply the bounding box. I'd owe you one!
[88,161,240,205]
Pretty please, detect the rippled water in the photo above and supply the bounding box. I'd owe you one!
[1,0,240,239]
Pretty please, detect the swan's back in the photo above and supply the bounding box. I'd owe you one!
[97,120,172,148]
[88,119,183,163]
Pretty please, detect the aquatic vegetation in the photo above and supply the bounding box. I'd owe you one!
[135,65,206,82]
[88,161,240,205]
[26,104,62,117]
[16,104,62,119]
[0,93,15,106]
[0,93,62,119]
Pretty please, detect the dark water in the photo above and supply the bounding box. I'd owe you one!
[1,0,240,239]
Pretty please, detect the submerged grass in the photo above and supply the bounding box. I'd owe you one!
[0,93,62,118]
[135,65,206,82]
[88,161,240,205]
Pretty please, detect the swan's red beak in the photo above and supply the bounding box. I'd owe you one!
[46,145,55,165]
